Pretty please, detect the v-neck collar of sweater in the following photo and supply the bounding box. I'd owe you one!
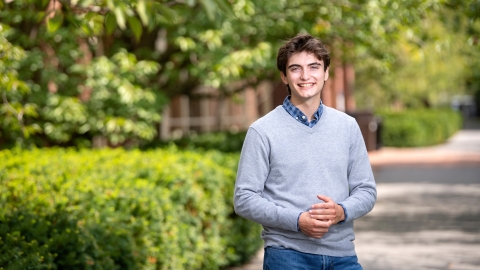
[278,105,329,134]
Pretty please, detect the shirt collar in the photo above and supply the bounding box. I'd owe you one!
[282,96,323,127]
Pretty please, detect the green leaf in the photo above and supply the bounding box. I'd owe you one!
[114,7,126,30]
[46,13,64,33]
[200,0,216,21]
[80,25,92,36]
[36,12,45,23]
[213,0,235,18]
[105,12,117,35]
[157,4,177,23]
[127,16,143,42]
[85,11,96,21]
[137,0,148,26]
[40,0,50,8]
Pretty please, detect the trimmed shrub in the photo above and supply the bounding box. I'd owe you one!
[142,131,247,153]
[0,148,262,269]
[377,108,462,147]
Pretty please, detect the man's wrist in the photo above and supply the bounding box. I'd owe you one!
[296,212,303,232]
[337,203,347,224]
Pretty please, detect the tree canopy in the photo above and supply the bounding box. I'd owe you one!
[1,0,478,148]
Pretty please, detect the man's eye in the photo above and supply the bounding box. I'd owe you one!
[290,67,300,71]
[311,65,320,70]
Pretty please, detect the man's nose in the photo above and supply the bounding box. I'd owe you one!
[300,69,310,80]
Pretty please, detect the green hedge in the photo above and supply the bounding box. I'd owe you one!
[0,148,262,269]
[142,131,247,153]
[377,108,462,147]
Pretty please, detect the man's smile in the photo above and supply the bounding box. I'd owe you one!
[298,83,316,87]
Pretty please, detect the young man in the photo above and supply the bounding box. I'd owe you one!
[234,33,377,269]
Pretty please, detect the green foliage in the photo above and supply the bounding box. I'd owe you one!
[377,108,463,147]
[1,0,471,148]
[0,225,56,269]
[453,0,480,113]
[0,24,41,146]
[355,10,469,109]
[0,148,262,269]
[143,131,247,153]
[69,50,166,145]
[0,21,166,148]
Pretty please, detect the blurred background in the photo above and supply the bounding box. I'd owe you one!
[1,0,480,269]
[1,0,479,149]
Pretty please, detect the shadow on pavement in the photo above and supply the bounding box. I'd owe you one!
[463,117,480,130]
[373,165,480,184]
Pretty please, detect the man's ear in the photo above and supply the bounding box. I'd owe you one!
[324,67,330,81]
[280,72,288,84]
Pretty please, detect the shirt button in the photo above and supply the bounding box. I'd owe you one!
[295,117,298,120]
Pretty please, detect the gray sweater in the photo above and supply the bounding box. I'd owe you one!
[234,105,377,257]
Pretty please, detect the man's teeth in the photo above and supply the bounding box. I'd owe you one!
[299,83,314,87]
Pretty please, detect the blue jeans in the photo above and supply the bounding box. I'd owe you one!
[263,246,363,270]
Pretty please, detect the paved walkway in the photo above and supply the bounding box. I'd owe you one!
[229,120,480,270]
[368,129,480,167]
[355,182,480,269]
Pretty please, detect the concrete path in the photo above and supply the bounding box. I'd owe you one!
[355,182,480,269]
[368,130,480,167]
[229,120,480,270]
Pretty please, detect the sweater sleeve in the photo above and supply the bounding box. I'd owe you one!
[234,127,300,232]
[339,119,377,223]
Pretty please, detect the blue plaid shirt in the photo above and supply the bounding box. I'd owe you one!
[282,96,323,128]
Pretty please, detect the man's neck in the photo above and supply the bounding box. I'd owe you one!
[290,96,321,121]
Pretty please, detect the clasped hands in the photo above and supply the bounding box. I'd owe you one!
[298,195,345,239]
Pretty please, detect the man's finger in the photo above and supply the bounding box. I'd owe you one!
[311,195,334,209]
[310,214,335,220]
[309,208,335,214]
[317,194,332,203]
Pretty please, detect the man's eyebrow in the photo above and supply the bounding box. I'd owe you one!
[287,62,322,69]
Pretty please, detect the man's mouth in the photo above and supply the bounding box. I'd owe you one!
[298,83,315,87]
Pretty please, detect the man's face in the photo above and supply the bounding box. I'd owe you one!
[280,52,329,105]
